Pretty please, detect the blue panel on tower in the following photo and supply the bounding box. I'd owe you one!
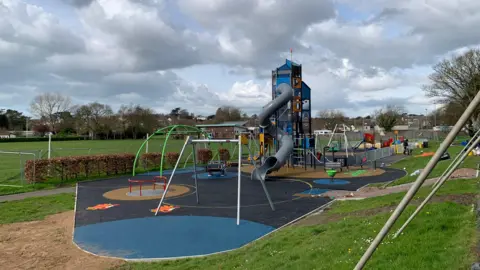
[277,75,290,85]
[301,82,310,100]
[285,59,300,68]
[277,64,290,71]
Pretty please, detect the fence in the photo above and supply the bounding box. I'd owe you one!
[354,147,395,167]
[0,151,38,186]
[315,133,365,153]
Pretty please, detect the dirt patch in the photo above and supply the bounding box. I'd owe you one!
[0,211,124,270]
[294,194,477,227]
[429,193,477,205]
[449,168,478,179]
[241,165,386,179]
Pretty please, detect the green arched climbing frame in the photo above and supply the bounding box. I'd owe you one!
[132,125,208,176]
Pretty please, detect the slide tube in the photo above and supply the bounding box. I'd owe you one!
[251,83,294,182]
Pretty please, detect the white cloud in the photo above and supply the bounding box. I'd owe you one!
[0,0,479,118]
[350,70,402,92]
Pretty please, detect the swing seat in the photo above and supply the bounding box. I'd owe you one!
[206,161,227,176]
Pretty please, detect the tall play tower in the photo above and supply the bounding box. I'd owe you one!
[269,59,312,165]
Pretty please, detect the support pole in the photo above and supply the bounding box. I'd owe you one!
[393,133,480,238]
[354,90,480,270]
[146,133,149,153]
[155,136,190,216]
[48,133,52,159]
[192,143,199,204]
[259,179,275,211]
[304,135,307,171]
[327,124,337,146]
[432,128,480,188]
[344,125,349,157]
[237,136,242,225]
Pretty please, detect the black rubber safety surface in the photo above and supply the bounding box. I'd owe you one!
[74,168,406,229]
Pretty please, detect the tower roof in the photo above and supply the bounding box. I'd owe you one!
[276,59,301,71]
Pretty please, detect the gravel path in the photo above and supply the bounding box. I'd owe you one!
[0,187,75,202]
[321,168,478,200]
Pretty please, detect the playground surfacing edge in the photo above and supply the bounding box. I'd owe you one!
[240,165,386,179]
[73,167,406,260]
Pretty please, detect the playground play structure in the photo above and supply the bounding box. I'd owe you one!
[126,59,418,182]
[71,59,479,262]
[246,59,407,179]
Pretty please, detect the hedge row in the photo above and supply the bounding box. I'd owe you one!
[140,148,231,169]
[0,136,85,143]
[140,152,179,170]
[24,148,233,183]
[25,153,135,183]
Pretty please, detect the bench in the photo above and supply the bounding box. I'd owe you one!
[227,161,239,167]
[325,161,343,171]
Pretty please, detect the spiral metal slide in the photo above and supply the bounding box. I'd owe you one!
[252,83,294,183]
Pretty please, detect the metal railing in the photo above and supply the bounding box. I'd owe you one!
[0,151,37,186]
[354,147,395,165]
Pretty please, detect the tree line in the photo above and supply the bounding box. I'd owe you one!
[1,48,478,138]
[23,93,251,139]
[317,48,480,135]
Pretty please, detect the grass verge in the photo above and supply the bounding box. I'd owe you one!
[115,178,478,270]
[0,193,75,225]
[386,141,479,186]
[329,178,478,214]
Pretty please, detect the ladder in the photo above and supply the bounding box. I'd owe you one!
[292,148,305,166]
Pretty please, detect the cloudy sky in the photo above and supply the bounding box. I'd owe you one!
[1,0,479,118]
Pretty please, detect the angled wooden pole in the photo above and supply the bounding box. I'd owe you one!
[354,90,480,270]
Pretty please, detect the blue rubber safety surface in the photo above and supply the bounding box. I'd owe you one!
[74,215,275,259]
[192,172,237,180]
[74,167,406,260]
[299,188,330,195]
[313,179,351,185]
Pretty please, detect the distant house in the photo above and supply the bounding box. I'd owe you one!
[0,130,15,139]
[373,125,418,132]
[196,121,249,139]
[392,125,411,131]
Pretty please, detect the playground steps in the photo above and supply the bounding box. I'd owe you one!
[292,150,306,166]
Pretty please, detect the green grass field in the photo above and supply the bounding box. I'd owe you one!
[0,178,477,269]
[0,137,248,195]
[0,193,75,225]
[115,178,478,270]
[388,141,479,186]
[1,135,477,194]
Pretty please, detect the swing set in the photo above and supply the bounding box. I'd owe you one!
[132,125,255,177]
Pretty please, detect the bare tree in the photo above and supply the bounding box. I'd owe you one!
[117,105,130,138]
[214,106,243,123]
[375,105,404,132]
[74,102,114,139]
[30,93,72,131]
[316,109,345,130]
[120,104,158,139]
[423,48,480,136]
[438,102,464,126]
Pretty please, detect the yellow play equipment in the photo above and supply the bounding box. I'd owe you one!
[240,134,249,145]
[245,131,274,162]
